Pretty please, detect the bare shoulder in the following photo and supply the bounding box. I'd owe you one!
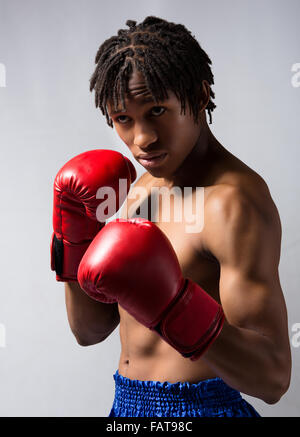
[132,171,153,189]
[205,170,281,228]
[202,173,282,266]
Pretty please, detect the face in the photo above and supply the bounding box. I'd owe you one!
[107,70,203,178]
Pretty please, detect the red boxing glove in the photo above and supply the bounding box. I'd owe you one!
[77,218,225,360]
[51,150,136,282]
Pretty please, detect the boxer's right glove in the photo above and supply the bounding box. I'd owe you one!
[51,149,136,282]
[77,218,225,360]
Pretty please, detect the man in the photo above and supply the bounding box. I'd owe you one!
[53,16,291,417]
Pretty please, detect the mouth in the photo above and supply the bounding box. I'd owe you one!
[137,152,168,169]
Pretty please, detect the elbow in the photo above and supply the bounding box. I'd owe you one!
[270,379,290,405]
[72,330,108,347]
[261,346,292,405]
[263,390,283,405]
[75,336,95,347]
[263,386,287,405]
[262,367,291,405]
[69,312,120,347]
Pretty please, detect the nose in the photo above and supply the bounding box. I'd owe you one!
[133,123,158,150]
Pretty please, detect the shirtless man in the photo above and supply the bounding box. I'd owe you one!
[53,17,291,417]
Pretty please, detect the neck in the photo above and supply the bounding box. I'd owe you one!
[163,121,222,188]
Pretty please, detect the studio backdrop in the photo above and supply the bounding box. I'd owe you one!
[0,0,299,417]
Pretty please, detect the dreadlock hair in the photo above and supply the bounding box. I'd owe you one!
[90,16,216,128]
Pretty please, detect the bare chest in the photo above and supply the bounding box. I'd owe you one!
[124,182,220,298]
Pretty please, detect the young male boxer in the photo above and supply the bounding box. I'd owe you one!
[53,16,291,417]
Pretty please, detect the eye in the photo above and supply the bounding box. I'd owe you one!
[116,115,130,124]
[151,106,166,116]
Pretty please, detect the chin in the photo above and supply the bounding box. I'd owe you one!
[145,164,173,178]
[145,168,165,178]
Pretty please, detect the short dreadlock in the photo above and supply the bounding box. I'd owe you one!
[90,16,216,127]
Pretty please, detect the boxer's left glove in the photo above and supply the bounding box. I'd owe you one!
[77,218,225,361]
[51,150,136,282]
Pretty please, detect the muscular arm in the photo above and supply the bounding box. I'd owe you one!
[65,282,120,346]
[200,186,291,404]
[64,173,148,346]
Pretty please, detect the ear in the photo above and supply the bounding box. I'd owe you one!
[199,80,210,111]
[193,80,211,123]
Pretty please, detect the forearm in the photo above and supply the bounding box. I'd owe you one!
[201,320,291,404]
[65,282,120,345]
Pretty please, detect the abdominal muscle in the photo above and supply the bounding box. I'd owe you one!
[117,305,218,384]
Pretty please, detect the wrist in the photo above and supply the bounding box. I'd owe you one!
[153,279,225,360]
[51,233,95,282]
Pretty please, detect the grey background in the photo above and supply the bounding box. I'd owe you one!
[0,0,299,417]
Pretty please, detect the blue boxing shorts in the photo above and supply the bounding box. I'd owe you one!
[108,370,260,417]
